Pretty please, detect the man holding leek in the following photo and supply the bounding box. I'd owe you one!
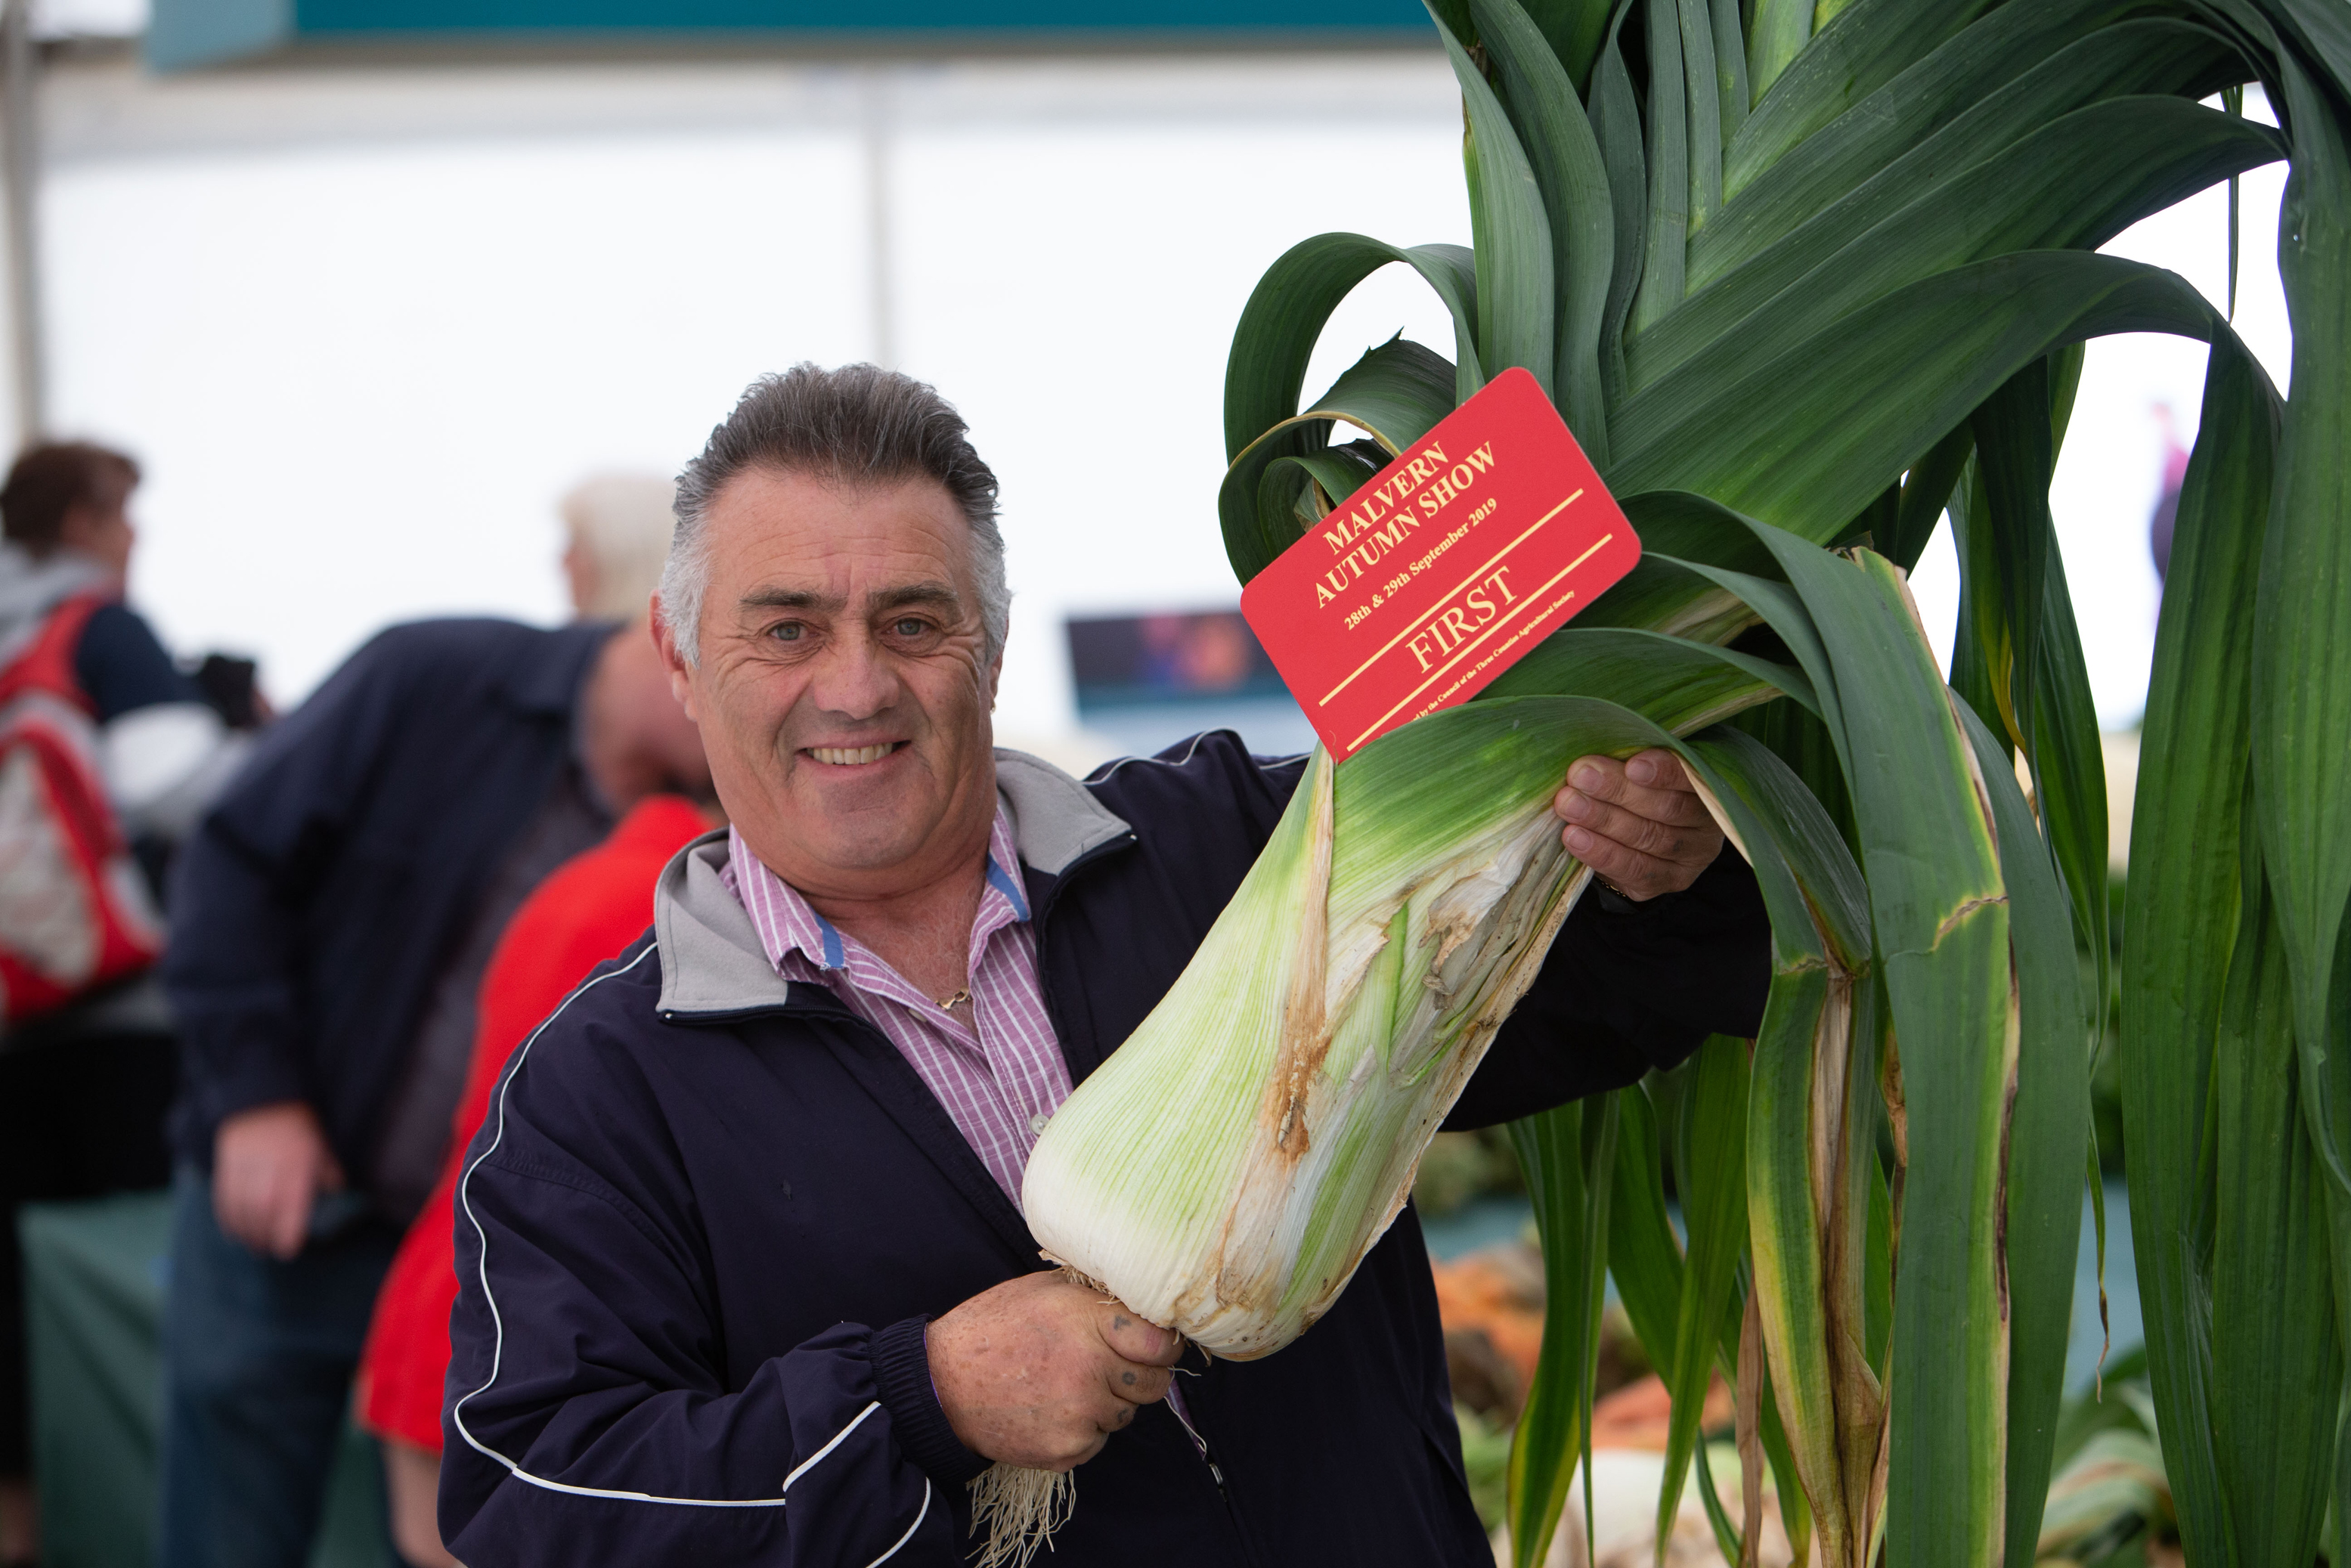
[438,364,1767,1567]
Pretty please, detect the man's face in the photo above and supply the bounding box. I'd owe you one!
[658,466,1002,902]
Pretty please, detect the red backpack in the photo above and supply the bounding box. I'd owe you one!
[0,592,165,1027]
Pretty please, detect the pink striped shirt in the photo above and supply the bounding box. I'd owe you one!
[720,809,1071,1206]
[723,802,1206,1448]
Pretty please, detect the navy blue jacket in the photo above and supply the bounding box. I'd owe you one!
[441,735,1768,1567]
[164,618,614,1186]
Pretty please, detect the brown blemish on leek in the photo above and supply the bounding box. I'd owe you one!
[1263,750,1335,1161]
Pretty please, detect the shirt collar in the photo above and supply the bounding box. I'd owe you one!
[726,807,1029,980]
[653,749,1128,1023]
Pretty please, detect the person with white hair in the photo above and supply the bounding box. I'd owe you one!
[559,473,677,625]
[335,470,704,1567]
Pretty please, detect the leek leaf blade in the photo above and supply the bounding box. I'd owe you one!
[2119,328,2276,1566]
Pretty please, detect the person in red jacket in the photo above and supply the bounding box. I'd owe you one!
[354,792,714,1567]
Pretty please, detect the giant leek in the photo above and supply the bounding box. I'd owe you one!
[1027,678,1755,1358]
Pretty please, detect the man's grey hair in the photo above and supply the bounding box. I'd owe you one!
[659,363,1010,666]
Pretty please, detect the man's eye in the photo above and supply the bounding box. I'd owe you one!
[894,618,930,637]
[770,622,805,642]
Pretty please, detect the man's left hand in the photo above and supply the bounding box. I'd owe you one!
[1553,748,1724,902]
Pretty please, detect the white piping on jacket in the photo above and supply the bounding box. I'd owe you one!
[1085,727,1218,783]
[782,1401,882,1491]
[863,1478,931,1566]
[1086,727,1309,785]
[451,942,931,1554]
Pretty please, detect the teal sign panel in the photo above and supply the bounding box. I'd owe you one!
[149,0,1436,70]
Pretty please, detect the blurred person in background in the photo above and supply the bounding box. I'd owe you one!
[560,473,677,623]
[0,442,252,1568]
[353,470,708,1568]
[355,789,715,1568]
[2148,402,2191,585]
[156,474,702,1568]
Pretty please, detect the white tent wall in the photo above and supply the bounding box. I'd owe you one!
[36,48,1470,763]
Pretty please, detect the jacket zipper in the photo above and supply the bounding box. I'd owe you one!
[1029,835,1247,1520]
[1163,1383,1232,1504]
[684,826,1262,1545]
[1024,829,1138,1075]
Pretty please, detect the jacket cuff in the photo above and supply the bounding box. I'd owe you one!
[1589,838,1746,922]
[870,1316,990,1487]
[1591,841,1771,1039]
[194,1049,310,1130]
[1591,878,1676,917]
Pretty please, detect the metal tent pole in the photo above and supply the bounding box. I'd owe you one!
[862,66,896,370]
[0,0,42,445]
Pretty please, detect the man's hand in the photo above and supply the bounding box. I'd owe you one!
[212,1102,344,1260]
[1554,748,1724,902]
[926,1272,1180,1470]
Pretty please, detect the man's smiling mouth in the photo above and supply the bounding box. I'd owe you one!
[806,742,905,766]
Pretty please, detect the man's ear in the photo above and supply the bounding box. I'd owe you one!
[984,616,1007,707]
[649,596,700,720]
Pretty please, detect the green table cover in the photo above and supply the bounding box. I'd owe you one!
[19,1191,395,1568]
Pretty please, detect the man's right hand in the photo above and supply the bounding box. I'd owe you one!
[212,1101,344,1260]
[926,1272,1180,1470]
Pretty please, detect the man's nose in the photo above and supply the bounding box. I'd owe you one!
[806,629,900,721]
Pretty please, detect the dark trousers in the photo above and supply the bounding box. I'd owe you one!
[0,1031,175,1477]
[157,1170,398,1568]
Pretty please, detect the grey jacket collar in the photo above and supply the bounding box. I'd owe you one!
[652,747,1131,1019]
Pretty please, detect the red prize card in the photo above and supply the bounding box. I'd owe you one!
[1241,367,1640,762]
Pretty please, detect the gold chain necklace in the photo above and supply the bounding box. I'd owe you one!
[937,988,971,1011]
